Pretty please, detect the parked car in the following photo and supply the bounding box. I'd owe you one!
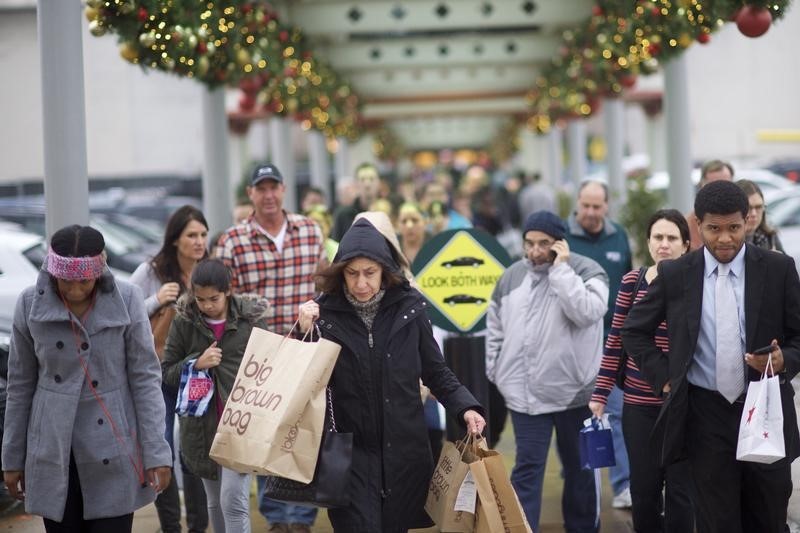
[0,199,158,273]
[0,227,43,326]
[646,168,795,197]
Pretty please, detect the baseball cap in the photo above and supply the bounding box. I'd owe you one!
[251,164,283,186]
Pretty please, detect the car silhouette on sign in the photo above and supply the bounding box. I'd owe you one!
[443,294,486,306]
[441,256,485,268]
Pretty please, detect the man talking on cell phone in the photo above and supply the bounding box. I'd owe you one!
[486,210,609,532]
[622,180,800,532]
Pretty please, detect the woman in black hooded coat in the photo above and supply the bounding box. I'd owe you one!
[299,218,486,533]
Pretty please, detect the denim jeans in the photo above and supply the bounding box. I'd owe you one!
[605,385,631,496]
[509,407,599,533]
[256,476,318,525]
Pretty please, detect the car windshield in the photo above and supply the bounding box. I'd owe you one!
[90,215,148,255]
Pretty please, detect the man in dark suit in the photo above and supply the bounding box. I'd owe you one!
[622,180,800,532]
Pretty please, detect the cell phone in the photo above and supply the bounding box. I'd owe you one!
[752,344,776,355]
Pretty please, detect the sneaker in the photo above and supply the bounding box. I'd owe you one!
[268,524,290,533]
[289,524,312,533]
[612,487,632,509]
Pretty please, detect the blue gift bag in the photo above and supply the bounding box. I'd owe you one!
[579,417,616,470]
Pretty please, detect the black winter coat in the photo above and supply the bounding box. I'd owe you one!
[317,284,482,533]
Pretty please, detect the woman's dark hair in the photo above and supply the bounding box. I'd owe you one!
[315,259,406,295]
[190,258,232,293]
[694,180,749,222]
[646,209,691,245]
[49,224,114,292]
[151,205,209,286]
[736,179,777,237]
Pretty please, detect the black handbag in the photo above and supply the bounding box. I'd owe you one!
[616,267,648,389]
[262,388,353,508]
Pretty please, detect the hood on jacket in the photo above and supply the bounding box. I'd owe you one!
[174,291,270,325]
[333,218,400,273]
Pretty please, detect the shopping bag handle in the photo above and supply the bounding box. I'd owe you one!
[763,351,774,378]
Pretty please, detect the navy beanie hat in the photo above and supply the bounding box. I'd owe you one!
[523,211,566,240]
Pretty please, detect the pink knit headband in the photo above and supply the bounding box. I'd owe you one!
[45,249,107,281]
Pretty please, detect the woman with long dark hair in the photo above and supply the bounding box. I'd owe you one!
[590,209,695,532]
[130,205,210,533]
[3,225,171,531]
[736,179,784,252]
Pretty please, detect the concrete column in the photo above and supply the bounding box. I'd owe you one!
[334,137,350,181]
[647,111,667,173]
[566,119,588,187]
[228,133,248,202]
[516,128,544,177]
[38,0,89,238]
[543,125,563,188]
[604,98,626,216]
[664,55,694,213]
[202,88,233,236]
[269,117,297,212]
[307,130,332,206]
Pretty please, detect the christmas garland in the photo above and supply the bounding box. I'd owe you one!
[527,0,791,131]
[86,0,362,139]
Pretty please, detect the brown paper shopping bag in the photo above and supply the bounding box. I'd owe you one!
[424,437,478,532]
[471,444,532,533]
[209,326,340,482]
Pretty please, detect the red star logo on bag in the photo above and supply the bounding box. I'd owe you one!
[763,431,769,439]
[746,407,756,424]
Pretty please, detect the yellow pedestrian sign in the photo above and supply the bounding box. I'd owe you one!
[412,229,512,333]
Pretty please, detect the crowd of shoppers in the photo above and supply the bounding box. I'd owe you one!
[3,156,798,533]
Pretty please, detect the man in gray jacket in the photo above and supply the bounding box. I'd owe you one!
[486,210,608,532]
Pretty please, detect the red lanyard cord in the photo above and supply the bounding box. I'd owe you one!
[61,293,147,487]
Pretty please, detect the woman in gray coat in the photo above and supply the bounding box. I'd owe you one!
[2,225,172,532]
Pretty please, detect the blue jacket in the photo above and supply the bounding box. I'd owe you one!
[565,215,632,337]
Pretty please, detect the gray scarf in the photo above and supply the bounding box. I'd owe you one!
[344,288,386,332]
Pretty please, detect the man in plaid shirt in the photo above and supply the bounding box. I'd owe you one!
[215,163,325,533]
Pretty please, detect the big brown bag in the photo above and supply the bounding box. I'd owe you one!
[209,325,340,482]
[424,435,479,532]
[471,441,532,533]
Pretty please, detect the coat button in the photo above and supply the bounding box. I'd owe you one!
[386,353,391,358]
[387,442,392,448]
[411,309,415,313]
[54,375,62,383]
[97,418,104,425]
[403,315,407,319]
[56,341,64,349]
[384,398,390,403]
[38,289,44,295]
[102,459,109,465]
[92,380,98,388]
[326,324,332,329]
[81,342,89,351]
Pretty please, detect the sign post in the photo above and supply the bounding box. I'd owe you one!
[412,229,512,442]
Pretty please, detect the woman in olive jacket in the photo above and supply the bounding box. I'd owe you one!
[299,218,486,533]
[161,260,269,532]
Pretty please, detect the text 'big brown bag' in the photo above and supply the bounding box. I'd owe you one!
[209,325,340,482]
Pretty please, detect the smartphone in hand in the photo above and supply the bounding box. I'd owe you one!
[752,344,776,355]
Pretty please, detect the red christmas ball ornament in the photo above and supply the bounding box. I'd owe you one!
[592,5,604,17]
[619,74,637,89]
[196,41,207,54]
[736,5,772,38]
[241,3,253,14]
[279,30,289,43]
[651,6,661,16]
[697,32,711,44]
[239,93,256,112]
[283,66,297,78]
[647,42,661,56]
[137,7,148,22]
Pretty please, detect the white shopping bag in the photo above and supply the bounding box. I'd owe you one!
[736,355,785,464]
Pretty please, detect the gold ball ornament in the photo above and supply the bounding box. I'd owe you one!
[86,0,102,8]
[139,32,156,47]
[187,35,198,49]
[88,20,106,37]
[678,33,693,48]
[196,56,210,76]
[84,6,99,21]
[119,42,139,62]
[236,48,251,66]
[117,1,134,15]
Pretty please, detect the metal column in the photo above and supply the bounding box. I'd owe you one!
[604,98,626,215]
[38,0,89,238]
[308,130,332,207]
[201,88,233,237]
[664,55,694,213]
[268,118,297,212]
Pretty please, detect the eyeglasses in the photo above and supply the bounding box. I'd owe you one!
[523,238,555,251]
[748,204,765,212]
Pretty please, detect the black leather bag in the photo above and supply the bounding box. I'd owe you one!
[262,388,353,508]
